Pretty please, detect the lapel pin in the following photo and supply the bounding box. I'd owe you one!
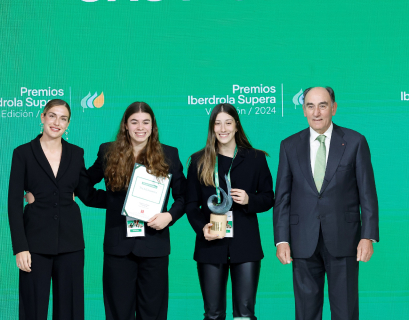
[342,143,345,146]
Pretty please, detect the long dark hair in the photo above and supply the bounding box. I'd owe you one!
[105,102,169,191]
[195,103,259,187]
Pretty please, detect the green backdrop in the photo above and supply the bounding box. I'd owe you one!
[1,0,408,319]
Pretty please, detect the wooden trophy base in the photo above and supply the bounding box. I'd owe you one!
[209,213,227,239]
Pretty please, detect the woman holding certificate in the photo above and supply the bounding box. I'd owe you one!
[186,103,274,320]
[86,101,186,320]
[8,99,106,320]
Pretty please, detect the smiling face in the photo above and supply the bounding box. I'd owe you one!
[214,112,237,148]
[303,87,337,134]
[125,112,152,147]
[41,105,70,139]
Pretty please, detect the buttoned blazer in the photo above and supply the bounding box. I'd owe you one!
[86,143,186,257]
[273,124,379,259]
[186,148,275,264]
[8,135,106,256]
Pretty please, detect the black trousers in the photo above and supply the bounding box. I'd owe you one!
[197,260,261,320]
[103,253,169,320]
[292,229,359,320]
[19,250,84,320]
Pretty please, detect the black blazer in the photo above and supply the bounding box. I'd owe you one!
[186,148,274,264]
[86,143,186,257]
[8,135,106,256]
[273,124,379,259]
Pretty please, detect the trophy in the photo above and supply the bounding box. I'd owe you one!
[207,175,233,238]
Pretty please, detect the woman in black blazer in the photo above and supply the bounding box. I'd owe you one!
[8,99,106,320]
[86,102,186,320]
[186,103,274,320]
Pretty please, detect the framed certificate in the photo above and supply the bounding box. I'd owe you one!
[121,163,172,221]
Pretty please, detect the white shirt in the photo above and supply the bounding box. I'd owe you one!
[310,123,333,174]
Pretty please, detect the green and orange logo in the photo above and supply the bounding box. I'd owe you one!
[81,92,104,111]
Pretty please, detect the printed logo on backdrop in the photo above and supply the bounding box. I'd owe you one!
[188,84,284,117]
[0,87,67,119]
[292,89,303,109]
[81,92,104,111]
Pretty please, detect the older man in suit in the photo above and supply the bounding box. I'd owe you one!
[273,87,379,320]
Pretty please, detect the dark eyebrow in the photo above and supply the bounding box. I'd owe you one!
[130,118,151,122]
[305,101,329,106]
[49,112,68,118]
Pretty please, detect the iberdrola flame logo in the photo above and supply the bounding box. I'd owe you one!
[292,89,303,109]
[81,92,104,111]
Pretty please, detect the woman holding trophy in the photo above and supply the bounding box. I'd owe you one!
[86,102,186,320]
[186,103,274,320]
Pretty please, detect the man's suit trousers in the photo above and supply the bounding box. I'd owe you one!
[292,228,359,320]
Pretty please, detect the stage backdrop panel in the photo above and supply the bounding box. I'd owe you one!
[1,0,408,319]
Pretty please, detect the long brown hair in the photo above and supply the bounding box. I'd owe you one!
[194,103,258,187]
[105,102,169,192]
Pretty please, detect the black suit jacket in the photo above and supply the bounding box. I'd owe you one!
[186,148,274,264]
[273,124,379,259]
[8,135,106,256]
[86,143,186,257]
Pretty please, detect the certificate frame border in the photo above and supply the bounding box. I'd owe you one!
[121,163,173,218]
